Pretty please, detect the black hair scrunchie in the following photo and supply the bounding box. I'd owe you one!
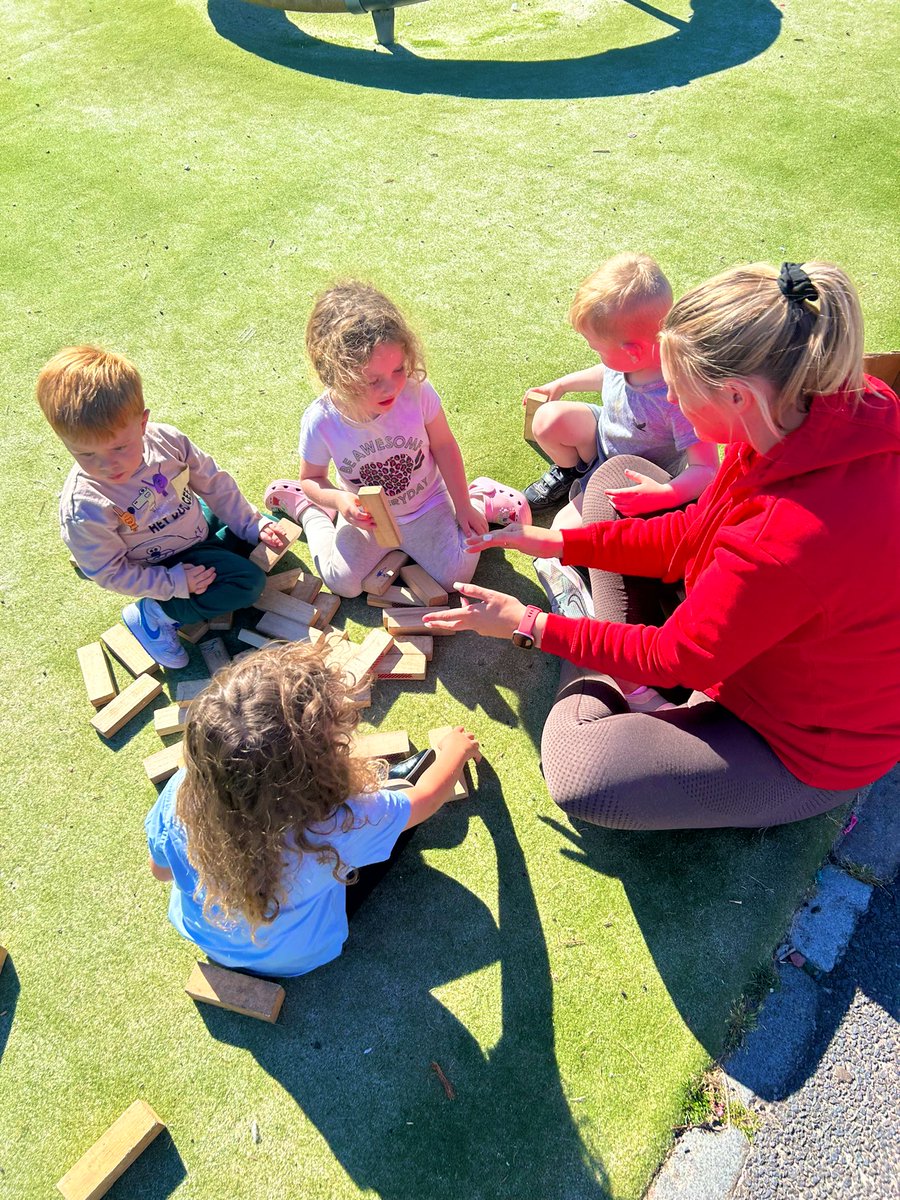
[778,262,819,316]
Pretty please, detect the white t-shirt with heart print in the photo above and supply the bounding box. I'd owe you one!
[297,378,450,524]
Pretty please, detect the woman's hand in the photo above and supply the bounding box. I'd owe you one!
[336,492,375,529]
[604,471,674,516]
[422,582,526,639]
[457,501,490,538]
[464,522,565,559]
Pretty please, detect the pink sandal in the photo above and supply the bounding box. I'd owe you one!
[468,477,532,527]
[264,479,336,523]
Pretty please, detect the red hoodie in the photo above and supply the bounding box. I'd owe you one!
[542,378,900,789]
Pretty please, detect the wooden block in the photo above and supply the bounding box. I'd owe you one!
[185,961,284,1023]
[523,388,548,443]
[366,586,420,608]
[361,550,409,596]
[76,644,117,709]
[153,704,191,737]
[143,740,185,785]
[209,612,234,631]
[864,350,900,392]
[352,686,371,709]
[56,1099,164,1200]
[256,612,315,643]
[393,635,434,661]
[175,678,211,703]
[400,564,449,607]
[232,650,256,664]
[312,592,341,629]
[352,730,411,759]
[290,574,323,604]
[383,608,454,636]
[266,567,306,592]
[0,946,7,972]
[237,628,273,650]
[376,651,428,681]
[198,637,231,676]
[357,486,401,549]
[325,639,359,668]
[254,588,318,627]
[429,726,474,799]
[177,620,209,644]
[343,628,395,685]
[90,674,163,739]
[100,624,158,678]
[249,518,302,572]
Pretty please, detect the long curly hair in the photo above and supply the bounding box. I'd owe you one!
[305,280,426,420]
[176,642,380,933]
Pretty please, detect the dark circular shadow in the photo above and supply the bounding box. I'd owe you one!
[207,0,782,100]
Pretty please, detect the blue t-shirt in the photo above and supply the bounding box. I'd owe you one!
[145,770,411,977]
[598,369,699,475]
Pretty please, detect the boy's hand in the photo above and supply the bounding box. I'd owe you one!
[522,380,567,404]
[437,726,482,766]
[464,523,564,560]
[605,471,674,516]
[337,493,376,529]
[184,563,216,594]
[457,502,489,538]
[258,520,289,550]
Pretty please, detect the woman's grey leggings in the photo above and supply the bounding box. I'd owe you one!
[540,456,858,830]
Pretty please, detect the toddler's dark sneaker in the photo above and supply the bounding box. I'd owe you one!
[388,748,437,785]
[524,464,586,510]
[533,557,595,619]
[122,598,189,669]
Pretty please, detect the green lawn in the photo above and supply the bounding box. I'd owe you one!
[1,1,897,1196]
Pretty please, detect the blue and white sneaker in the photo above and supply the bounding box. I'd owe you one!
[533,557,595,619]
[122,599,189,669]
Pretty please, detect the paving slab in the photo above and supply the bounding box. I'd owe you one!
[645,1128,748,1200]
[788,865,872,974]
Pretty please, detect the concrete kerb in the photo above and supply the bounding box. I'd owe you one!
[643,764,900,1200]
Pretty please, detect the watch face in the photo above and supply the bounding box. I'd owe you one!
[511,631,534,649]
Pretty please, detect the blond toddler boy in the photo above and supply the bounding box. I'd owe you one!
[37,346,287,668]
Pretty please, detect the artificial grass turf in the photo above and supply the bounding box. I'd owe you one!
[1,0,898,1195]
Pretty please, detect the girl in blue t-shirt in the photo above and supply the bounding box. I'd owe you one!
[146,642,480,977]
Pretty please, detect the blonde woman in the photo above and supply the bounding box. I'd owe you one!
[424,262,900,830]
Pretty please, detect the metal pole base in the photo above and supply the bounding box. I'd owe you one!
[370,7,395,43]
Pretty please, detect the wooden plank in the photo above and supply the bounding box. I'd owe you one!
[376,651,428,681]
[343,628,395,685]
[236,628,273,650]
[254,588,318,627]
[352,730,411,759]
[90,674,163,739]
[366,586,420,608]
[185,961,284,1023]
[177,620,209,644]
[265,567,307,593]
[362,550,409,596]
[290,574,323,604]
[864,350,900,391]
[357,486,401,549]
[392,635,434,661]
[248,518,302,572]
[326,639,359,668]
[429,726,473,799]
[209,612,234,631]
[76,644,117,709]
[143,740,185,785]
[153,704,191,737]
[523,388,548,443]
[175,678,211,703]
[383,608,454,636]
[56,1099,164,1200]
[100,624,158,678]
[256,612,317,643]
[312,593,341,629]
[198,637,231,676]
[399,564,449,607]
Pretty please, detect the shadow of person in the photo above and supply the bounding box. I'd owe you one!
[105,1130,187,1200]
[0,954,19,1066]
[207,0,781,101]
[198,763,612,1197]
[538,807,846,1060]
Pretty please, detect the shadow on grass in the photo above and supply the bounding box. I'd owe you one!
[0,954,19,1066]
[105,1129,187,1200]
[207,0,781,100]
[198,762,612,1198]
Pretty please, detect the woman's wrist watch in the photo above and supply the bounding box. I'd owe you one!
[512,604,543,649]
